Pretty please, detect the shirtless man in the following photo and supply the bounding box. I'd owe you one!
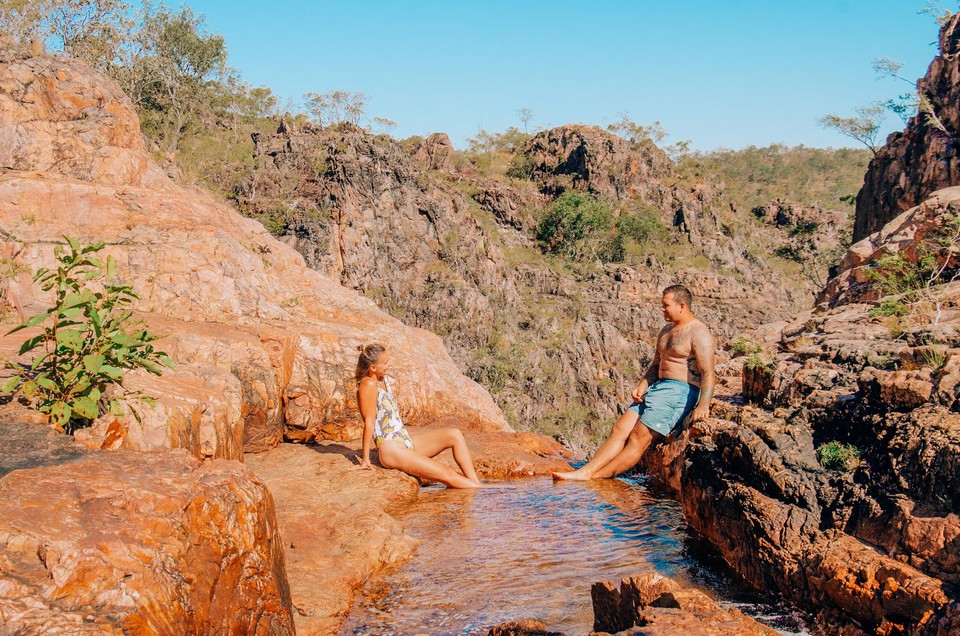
[553,284,715,480]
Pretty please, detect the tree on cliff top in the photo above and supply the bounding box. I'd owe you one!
[303,90,368,127]
[120,4,229,153]
[817,104,886,155]
[0,0,131,68]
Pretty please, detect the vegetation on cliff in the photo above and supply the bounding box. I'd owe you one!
[2,239,174,431]
[0,0,870,454]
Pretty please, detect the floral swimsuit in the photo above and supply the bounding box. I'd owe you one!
[373,377,415,449]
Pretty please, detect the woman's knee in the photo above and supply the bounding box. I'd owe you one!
[445,428,466,444]
[377,443,400,468]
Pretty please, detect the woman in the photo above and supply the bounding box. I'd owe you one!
[354,343,483,488]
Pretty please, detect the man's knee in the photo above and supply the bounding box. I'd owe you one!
[629,423,653,444]
[611,415,637,438]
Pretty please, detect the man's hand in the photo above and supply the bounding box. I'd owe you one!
[631,384,646,402]
[690,403,710,423]
[353,458,372,470]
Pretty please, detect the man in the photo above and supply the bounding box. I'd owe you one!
[553,284,715,480]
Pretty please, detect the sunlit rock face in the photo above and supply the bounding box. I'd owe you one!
[591,573,779,635]
[0,428,295,634]
[642,207,960,634]
[0,44,511,459]
[854,14,960,241]
[239,115,808,440]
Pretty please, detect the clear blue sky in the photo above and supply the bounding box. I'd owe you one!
[184,0,941,151]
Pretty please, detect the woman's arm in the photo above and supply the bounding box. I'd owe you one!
[356,378,378,469]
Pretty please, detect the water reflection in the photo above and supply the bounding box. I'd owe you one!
[341,475,809,636]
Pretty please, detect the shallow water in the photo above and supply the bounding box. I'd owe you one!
[341,474,810,635]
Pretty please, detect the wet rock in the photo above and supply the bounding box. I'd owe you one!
[0,447,294,634]
[488,619,565,636]
[591,573,778,635]
[640,401,953,634]
[245,443,418,635]
[430,426,573,478]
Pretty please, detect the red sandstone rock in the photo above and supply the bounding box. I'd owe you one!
[0,447,294,634]
[859,367,935,411]
[0,45,512,458]
[244,443,418,635]
[428,425,573,478]
[854,14,960,241]
[821,187,960,309]
[488,619,564,636]
[591,573,778,635]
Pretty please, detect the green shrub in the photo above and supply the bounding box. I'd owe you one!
[2,238,175,432]
[816,441,861,471]
[729,335,763,357]
[869,298,909,318]
[537,192,617,262]
[506,153,535,180]
[617,208,668,244]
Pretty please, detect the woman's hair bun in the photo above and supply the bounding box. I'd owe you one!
[357,344,365,353]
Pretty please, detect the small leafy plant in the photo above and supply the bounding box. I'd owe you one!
[2,237,175,432]
[816,441,861,472]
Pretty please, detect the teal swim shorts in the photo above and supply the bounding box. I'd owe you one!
[627,379,700,436]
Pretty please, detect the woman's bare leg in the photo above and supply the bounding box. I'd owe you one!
[410,428,481,484]
[553,411,640,481]
[591,423,657,479]
[378,440,480,488]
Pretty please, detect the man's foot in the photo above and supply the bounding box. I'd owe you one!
[552,469,593,481]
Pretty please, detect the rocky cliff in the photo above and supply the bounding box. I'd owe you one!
[641,189,960,634]
[239,118,812,449]
[0,44,582,634]
[854,14,960,241]
[0,44,514,457]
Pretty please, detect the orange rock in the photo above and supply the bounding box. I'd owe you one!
[0,45,511,459]
[244,443,418,635]
[591,573,778,635]
[0,444,294,634]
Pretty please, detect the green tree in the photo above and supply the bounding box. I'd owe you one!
[120,3,228,153]
[537,191,620,262]
[818,104,887,154]
[2,238,175,432]
[0,0,131,69]
[303,90,368,126]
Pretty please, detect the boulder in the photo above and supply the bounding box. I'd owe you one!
[0,436,294,634]
[244,443,418,635]
[591,573,778,635]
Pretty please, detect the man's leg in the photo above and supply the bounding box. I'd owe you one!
[552,410,640,480]
[591,422,659,479]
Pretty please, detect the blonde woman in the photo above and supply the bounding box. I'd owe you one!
[354,344,483,488]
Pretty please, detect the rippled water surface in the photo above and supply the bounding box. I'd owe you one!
[341,474,810,635]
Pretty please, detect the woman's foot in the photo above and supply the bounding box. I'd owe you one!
[552,469,593,481]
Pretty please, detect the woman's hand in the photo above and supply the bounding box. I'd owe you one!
[353,458,372,470]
